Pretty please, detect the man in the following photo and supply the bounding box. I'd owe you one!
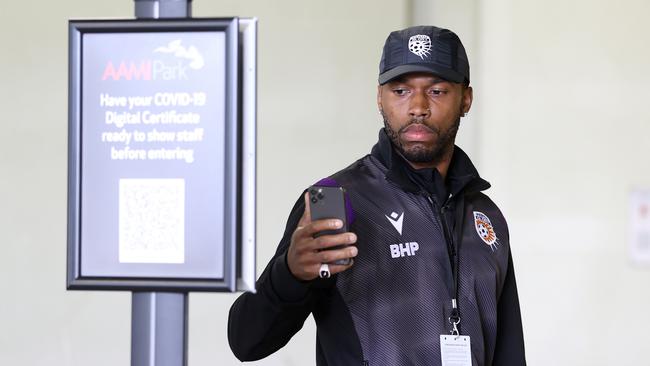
[228,25,526,366]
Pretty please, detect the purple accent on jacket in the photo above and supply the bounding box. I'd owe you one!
[314,178,356,225]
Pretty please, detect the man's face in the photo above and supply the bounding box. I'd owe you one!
[377,72,473,167]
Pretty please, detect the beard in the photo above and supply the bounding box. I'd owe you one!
[382,111,461,165]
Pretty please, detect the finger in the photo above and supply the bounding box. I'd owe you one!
[309,232,357,250]
[299,218,344,238]
[327,259,355,275]
[295,244,356,268]
[312,259,355,278]
[316,245,358,264]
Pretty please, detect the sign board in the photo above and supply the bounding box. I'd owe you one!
[67,18,256,291]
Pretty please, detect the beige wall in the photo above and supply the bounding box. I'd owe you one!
[482,1,650,364]
[417,0,650,364]
[1,0,649,365]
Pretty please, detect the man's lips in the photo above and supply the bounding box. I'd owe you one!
[400,124,436,142]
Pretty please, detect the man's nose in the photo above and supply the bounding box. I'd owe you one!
[408,92,430,118]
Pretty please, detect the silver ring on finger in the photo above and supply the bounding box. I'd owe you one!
[319,263,331,278]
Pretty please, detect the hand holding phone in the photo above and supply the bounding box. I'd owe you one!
[286,188,357,281]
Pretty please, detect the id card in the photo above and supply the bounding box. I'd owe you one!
[440,334,472,366]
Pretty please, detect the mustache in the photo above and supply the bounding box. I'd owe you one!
[398,119,438,134]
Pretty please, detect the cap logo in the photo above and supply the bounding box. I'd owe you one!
[408,34,432,59]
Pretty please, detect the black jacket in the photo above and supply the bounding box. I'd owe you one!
[228,130,526,365]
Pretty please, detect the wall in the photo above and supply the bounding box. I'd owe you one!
[481,1,650,364]
[415,0,650,364]
[1,0,649,365]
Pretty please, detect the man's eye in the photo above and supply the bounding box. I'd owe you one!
[430,89,448,96]
[392,89,408,96]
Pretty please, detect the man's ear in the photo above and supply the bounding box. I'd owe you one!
[462,86,473,114]
[377,84,383,113]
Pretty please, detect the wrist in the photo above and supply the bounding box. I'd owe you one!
[269,252,311,302]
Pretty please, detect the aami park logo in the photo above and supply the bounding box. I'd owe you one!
[101,40,205,81]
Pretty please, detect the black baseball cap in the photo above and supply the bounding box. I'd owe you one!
[378,25,470,85]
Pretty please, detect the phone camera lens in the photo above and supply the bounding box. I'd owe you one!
[317,193,324,199]
[311,197,318,204]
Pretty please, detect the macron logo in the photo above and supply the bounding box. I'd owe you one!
[385,211,418,259]
[385,211,404,235]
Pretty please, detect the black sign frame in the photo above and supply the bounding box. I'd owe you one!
[67,18,240,291]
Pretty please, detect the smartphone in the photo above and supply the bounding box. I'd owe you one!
[308,185,351,265]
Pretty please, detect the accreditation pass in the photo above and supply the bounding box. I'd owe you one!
[440,334,472,366]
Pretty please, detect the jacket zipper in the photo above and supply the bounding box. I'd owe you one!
[426,194,456,260]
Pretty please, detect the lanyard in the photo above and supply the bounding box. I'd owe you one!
[428,193,463,336]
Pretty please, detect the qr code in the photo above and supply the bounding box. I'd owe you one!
[119,178,185,264]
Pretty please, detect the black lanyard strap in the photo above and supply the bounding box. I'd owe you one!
[437,193,467,334]
[427,194,462,331]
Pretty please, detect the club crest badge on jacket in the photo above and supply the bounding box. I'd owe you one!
[473,211,500,251]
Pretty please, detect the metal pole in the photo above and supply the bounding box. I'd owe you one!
[132,292,188,366]
[130,4,191,366]
[134,0,192,19]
